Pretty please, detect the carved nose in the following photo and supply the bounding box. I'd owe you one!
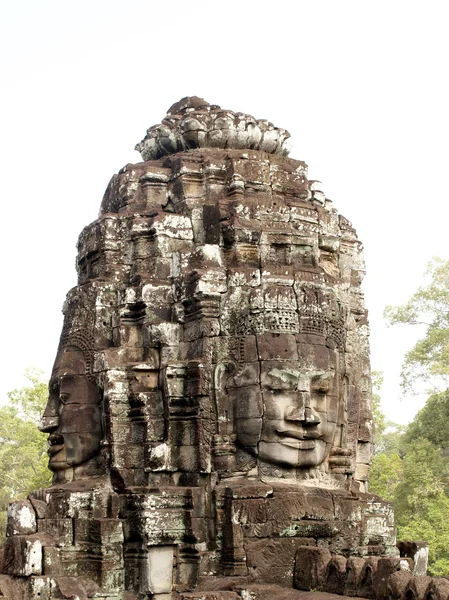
[39,388,60,433]
[303,407,320,425]
[284,405,306,421]
[284,393,320,425]
[39,415,59,433]
[285,406,320,425]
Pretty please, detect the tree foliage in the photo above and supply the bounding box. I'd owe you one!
[0,369,51,540]
[369,452,403,502]
[369,374,449,574]
[370,372,404,501]
[371,371,386,442]
[394,438,449,575]
[384,258,449,394]
[403,390,449,454]
[379,257,449,573]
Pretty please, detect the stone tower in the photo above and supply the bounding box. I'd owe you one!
[0,98,402,600]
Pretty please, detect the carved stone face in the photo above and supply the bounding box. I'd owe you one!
[40,346,102,471]
[228,334,341,470]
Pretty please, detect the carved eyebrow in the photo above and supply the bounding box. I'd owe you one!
[268,368,300,382]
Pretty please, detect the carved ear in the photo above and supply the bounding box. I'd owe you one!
[211,361,238,473]
[212,361,238,434]
[214,361,237,391]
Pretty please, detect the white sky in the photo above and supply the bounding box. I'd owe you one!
[1,0,448,424]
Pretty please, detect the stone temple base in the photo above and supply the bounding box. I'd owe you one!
[0,479,401,599]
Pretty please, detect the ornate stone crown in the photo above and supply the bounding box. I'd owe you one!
[135,96,292,160]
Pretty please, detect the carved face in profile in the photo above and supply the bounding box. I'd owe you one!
[40,345,102,471]
[227,333,341,471]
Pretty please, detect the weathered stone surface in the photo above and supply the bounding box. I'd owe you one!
[0,97,430,599]
[294,547,332,591]
[135,97,291,161]
[6,501,37,537]
[374,557,413,600]
[2,536,42,577]
[246,538,316,586]
[324,555,347,595]
[423,577,449,600]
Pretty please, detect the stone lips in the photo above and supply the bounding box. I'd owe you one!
[135,96,292,160]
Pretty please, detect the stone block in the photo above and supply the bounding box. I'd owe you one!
[30,577,52,600]
[357,557,381,599]
[323,554,347,595]
[222,482,273,500]
[43,546,63,576]
[357,441,373,464]
[28,495,48,519]
[303,490,334,521]
[232,386,263,419]
[424,578,449,600]
[109,420,146,445]
[148,323,180,347]
[2,535,42,576]
[145,418,166,442]
[53,575,102,600]
[131,368,159,391]
[227,363,260,388]
[256,333,298,361]
[246,538,316,587]
[234,417,262,447]
[6,500,37,536]
[37,518,73,546]
[405,575,433,600]
[177,444,201,473]
[344,556,366,597]
[266,490,306,523]
[293,546,331,590]
[355,463,370,482]
[111,443,145,469]
[333,493,363,523]
[169,420,198,447]
[227,268,261,287]
[374,557,413,600]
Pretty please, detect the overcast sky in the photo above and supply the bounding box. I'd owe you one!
[1,1,448,424]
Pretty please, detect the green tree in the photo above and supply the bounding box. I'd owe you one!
[380,259,449,574]
[371,371,387,443]
[384,257,449,394]
[370,371,405,456]
[0,369,52,540]
[370,452,403,502]
[403,390,449,454]
[369,371,404,501]
[393,391,449,575]
[393,438,449,575]
[370,392,449,574]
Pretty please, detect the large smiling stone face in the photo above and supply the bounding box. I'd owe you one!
[227,332,342,473]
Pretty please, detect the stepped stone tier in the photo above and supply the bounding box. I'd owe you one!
[0,97,430,599]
